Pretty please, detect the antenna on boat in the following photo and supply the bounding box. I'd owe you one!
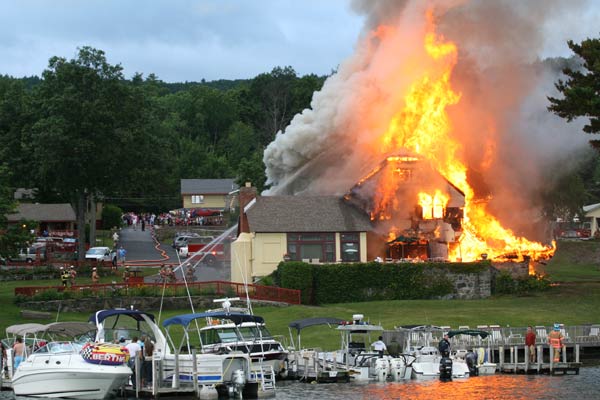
[213,297,240,314]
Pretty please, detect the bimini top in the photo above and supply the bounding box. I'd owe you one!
[6,323,46,337]
[163,312,264,328]
[447,329,489,339]
[288,317,344,335]
[89,309,155,324]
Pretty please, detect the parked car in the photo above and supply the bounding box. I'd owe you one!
[85,247,117,264]
[8,247,46,263]
[178,236,215,257]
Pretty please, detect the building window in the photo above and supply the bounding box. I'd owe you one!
[341,232,360,262]
[287,233,335,262]
[191,195,204,204]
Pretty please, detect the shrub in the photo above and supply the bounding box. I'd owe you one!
[493,272,551,295]
[277,261,488,304]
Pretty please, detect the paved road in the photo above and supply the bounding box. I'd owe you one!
[117,225,230,282]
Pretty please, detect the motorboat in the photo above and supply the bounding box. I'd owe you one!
[10,321,131,399]
[447,329,497,376]
[329,314,412,382]
[92,308,275,398]
[181,297,288,377]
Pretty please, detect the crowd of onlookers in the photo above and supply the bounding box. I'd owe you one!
[122,211,224,228]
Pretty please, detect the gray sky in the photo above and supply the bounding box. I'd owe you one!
[0,0,598,82]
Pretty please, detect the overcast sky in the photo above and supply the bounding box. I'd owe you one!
[0,0,598,83]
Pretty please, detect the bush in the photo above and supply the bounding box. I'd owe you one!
[493,272,551,295]
[277,261,488,304]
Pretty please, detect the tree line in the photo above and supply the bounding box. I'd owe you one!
[0,46,325,259]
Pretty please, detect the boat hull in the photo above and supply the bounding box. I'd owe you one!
[12,368,131,399]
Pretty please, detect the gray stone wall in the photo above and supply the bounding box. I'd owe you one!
[19,296,289,313]
[424,267,492,300]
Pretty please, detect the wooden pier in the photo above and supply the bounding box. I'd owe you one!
[496,344,581,375]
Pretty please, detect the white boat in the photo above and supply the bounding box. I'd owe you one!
[329,314,412,382]
[176,298,288,377]
[92,308,276,398]
[409,345,470,380]
[9,321,131,399]
[12,341,131,399]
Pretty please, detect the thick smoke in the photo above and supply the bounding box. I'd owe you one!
[263,0,591,235]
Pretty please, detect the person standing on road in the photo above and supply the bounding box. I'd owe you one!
[525,326,536,362]
[112,231,119,247]
[92,267,100,284]
[118,246,127,267]
[69,265,77,287]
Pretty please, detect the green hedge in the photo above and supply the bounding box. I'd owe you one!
[276,261,489,304]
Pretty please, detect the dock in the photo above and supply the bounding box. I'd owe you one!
[496,344,581,375]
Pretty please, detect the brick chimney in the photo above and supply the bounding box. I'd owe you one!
[238,182,257,234]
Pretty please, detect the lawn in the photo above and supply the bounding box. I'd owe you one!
[2,241,598,350]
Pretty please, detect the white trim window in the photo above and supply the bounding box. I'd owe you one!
[191,195,204,204]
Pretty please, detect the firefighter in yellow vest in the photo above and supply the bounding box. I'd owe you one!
[548,323,565,362]
[60,267,70,287]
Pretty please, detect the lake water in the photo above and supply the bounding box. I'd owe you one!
[3,366,599,399]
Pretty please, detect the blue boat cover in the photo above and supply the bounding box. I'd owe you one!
[162,312,264,327]
[89,309,155,323]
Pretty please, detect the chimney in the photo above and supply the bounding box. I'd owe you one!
[238,182,257,234]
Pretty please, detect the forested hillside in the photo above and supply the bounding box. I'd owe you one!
[0,48,326,212]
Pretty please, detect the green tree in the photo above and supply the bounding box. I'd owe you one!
[30,47,146,260]
[548,37,600,148]
[101,204,123,229]
[0,165,33,258]
[236,151,268,193]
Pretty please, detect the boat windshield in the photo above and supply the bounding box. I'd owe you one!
[238,326,273,340]
[34,342,82,354]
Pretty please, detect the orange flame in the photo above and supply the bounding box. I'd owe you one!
[373,9,554,263]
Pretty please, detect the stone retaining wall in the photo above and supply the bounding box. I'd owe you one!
[425,268,492,300]
[19,296,289,313]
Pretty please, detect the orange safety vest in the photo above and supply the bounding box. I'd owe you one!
[548,332,563,349]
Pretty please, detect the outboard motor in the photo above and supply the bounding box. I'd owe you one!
[231,369,246,398]
[389,358,406,381]
[465,351,479,376]
[439,356,453,382]
[374,358,389,382]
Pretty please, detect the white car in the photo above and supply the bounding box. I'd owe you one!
[85,247,117,263]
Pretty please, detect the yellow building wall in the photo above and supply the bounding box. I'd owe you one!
[587,208,600,234]
[251,233,287,278]
[231,233,253,284]
[360,232,368,262]
[182,194,226,209]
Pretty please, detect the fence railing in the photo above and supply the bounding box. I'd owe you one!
[14,280,302,305]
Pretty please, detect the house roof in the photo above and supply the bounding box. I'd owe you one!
[583,203,600,214]
[181,179,238,195]
[6,203,76,222]
[246,196,373,233]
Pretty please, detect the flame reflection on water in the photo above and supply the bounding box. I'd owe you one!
[275,367,600,400]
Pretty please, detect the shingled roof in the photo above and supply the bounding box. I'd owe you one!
[246,196,373,233]
[7,203,76,222]
[181,179,238,195]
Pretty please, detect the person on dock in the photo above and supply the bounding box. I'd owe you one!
[371,336,387,358]
[438,333,451,357]
[548,323,565,362]
[525,326,536,362]
[126,336,142,389]
[92,267,100,284]
[13,337,24,369]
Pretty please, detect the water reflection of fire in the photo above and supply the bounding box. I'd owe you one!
[357,10,554,263]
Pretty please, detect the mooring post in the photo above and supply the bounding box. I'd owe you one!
[525,345,529,372]
[174,349,180,389]
[537,345,542,372]
[562,344,567,363]
[135,353,141,398]
[549,347,554,372]
[509,346,514,365]
[499,346,504,370]
[192,349,199,396]
[575,344,580,363]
